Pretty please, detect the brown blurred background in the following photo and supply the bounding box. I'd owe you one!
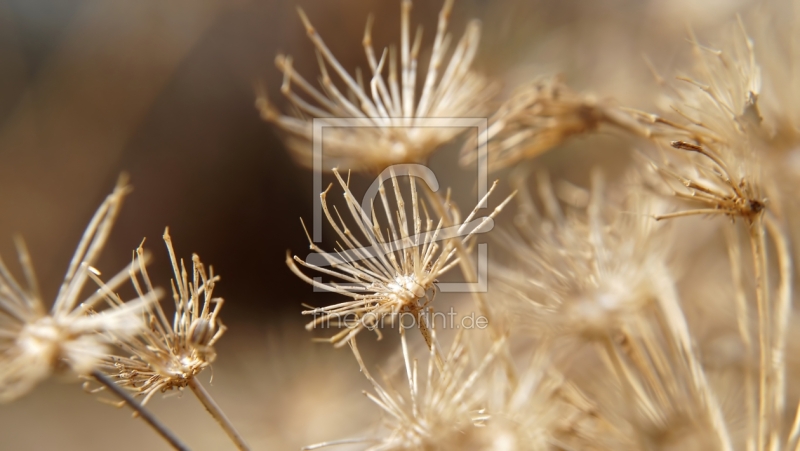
[0,0,756,449]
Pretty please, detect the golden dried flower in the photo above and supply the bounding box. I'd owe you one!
[632,23,798,451]
[288,167,512,348]
[630,24,771,224]
[305,329,502,451]
[495,172,736,449]
[257,0,497,173]
[0,179,153,403]
[98,229,225,405]
[462,75,647,171]
[496,171,666,344]
[307,328,618,451]
[465,347,608,451]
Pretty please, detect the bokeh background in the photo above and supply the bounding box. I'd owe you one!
[0,0,760,449]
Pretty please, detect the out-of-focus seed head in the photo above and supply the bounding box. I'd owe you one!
[0,178,153,403]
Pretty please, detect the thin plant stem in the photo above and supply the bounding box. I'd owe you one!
[91,370,191,451]
[652,269,733,451]
[416,308,445,372]
[599,337,648,450]
[626,322,671,408]
[787,399,800,451]
[726,226,756,451]
[420,184,518,387]
[748,218,771,451]
[187,377,251,451]
[765,212,793,450]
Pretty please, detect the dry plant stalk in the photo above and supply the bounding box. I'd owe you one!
[633,24,795,451]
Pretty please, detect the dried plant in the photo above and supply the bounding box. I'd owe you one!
[495,172,737,449]
[96,229,249,450]
[99,229,224,404]
[305,328,503,451]
[460,75,648,171]
[0,178,153,403]
[495,170,665,345]
[288,167,512,349]
[631,24,796,451]
[464,344,609,451]
[280,5,798,451]
[257,0,497,173]
[0,178,193,450]
[631,23,770,223]
[7,1,800,451]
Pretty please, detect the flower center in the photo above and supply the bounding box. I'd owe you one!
[18,317,60,357]
[388,274,426,304]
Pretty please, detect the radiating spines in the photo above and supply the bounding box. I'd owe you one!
[98,229,225,404]
[630,24,773,224]
[0,178,154,403]
[258,0,497,173]
[302,328,500,451]
[497,169,740,449]
[647,139,767,223]
[288,167,511,348]
[469,344,615,451]
[305,328,602,451]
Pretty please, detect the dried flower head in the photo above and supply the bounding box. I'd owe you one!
[494,173,736,450]
[496,171,667,344]
[466,347,609,451]
[0,179,153,403]
[257,0,497,173]
[582,300,736,451]
[305,329,501,451]
[631,24,771,223]
[98,229,225,405]
[288,167,512,348]
[462,75,647,171]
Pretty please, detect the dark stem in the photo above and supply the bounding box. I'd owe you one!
[91,370,191,451]
[187,377,251,451]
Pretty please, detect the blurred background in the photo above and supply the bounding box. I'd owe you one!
[0,0,758,449]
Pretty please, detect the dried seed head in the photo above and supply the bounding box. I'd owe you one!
[96,229,226,404]
[288,167,512,347]
[631,24,773,223]
[0,178,153,403]
[463,75,649,171]
[304,329,501,451]
[258,0,497,173]
[306,329,606,451]
[496,171,667,345]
